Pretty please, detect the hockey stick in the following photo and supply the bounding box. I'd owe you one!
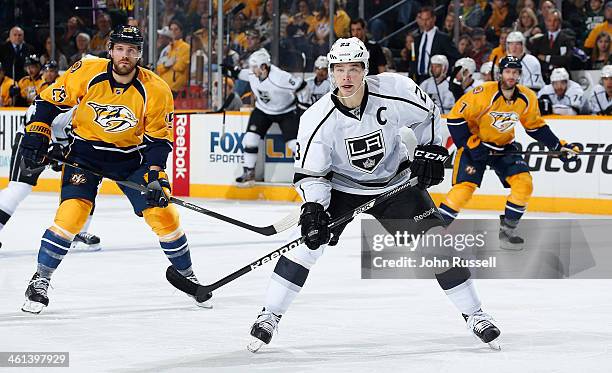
[492,150,612,156]
[49,155,299,236]
[165,176,419,302]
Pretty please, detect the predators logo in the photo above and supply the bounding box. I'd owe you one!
[489,111,519,133]
[87,102,139,133]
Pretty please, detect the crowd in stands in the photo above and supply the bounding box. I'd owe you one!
[0,0,611,114]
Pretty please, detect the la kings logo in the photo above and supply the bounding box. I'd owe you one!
[345,130,385,173]
[257,90,271,104]
[88,102,139,133]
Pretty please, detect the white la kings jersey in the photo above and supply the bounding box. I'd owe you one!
[297,76,332,107]
[538,80,585,113]
[24,104,76,146]
[518,54,545,91]
[294,73,442,205]
[589,84,612,114]
[238,64,303,115]
[420,76,455,114]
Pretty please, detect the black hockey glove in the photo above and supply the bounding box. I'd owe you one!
[299,202,331,250]
[221,64,240,80]
[48,143,67,172]
[553,140,580,164]
[20,124,51,170]
[144,170,172,208]
[410,144,449,189]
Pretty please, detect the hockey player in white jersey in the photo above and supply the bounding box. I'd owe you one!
[589,65,612,115]
[297,55,331,110]
[506,32,545,91]
[538,67,585,115]
[419,55,455,113]
[247,37,501,353]
[449,57,483,100]
[0,85,100,250]
[224,48,306,186]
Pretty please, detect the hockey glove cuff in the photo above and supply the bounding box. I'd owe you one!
[410,144,449,189]
[144,170,172,208]
[299,202,331,250]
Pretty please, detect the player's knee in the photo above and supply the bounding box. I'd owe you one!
[143,205,182,239]
[444,182,477,211]
[243,131,261,152]
[285,244,325,269]
[51,198,93,239]
[507,172,533,205]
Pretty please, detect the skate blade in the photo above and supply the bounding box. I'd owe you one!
[194,298,213,309]
[247,338,265,353]
[21,300,45,314]
[487,340,501,350]
[235,180,255,188]
[500,242,523,251]
[70,242,102,252]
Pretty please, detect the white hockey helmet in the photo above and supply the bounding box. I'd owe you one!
[550,67,570,82]
[248,48,271,69]
[314,55,329,70]
[455,57,477,77]
[480,61,494,75]
[506,31,526,45]
[602,65,612,78]
[327,37,370,74]
[429,54,449,75]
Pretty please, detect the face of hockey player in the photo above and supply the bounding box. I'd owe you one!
[315,66,328,82]
[603,77,612,94]
[110,42,140,76]
[332,62,365,97]
[552,80,568,97]
[25,63,40,78]
[430,63,444,79]
[42,68,58,83]
[507,41,524,57]
[500,68,520,90]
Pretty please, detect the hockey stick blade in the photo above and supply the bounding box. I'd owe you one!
[165,177,419,297]
[51,155,299,236]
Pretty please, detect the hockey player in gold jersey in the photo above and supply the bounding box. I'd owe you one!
[439,56,579,250]
[19,25,212,314]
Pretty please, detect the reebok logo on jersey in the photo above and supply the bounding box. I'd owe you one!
[345,130,385,173]
[489,111,519,133]
[87,102,139,133]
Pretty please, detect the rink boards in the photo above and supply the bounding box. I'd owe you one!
[1,109,612,214]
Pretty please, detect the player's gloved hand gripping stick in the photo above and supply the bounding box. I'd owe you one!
[45,153,299,236]
[165,176,419,303]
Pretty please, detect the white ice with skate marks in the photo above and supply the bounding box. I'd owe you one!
[0,193,611,372]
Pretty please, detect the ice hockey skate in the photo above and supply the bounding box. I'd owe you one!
[463,309,501,350]
[70,232,102,251]
[21,273,51,314]
[185,273,213,309]
[235,167,255,187]
[499,215,524,250]
[247,308,281,353]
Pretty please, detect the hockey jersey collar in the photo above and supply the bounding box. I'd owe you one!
[106,60,141,91]
[496,81,520,103]
[330,83,369,120]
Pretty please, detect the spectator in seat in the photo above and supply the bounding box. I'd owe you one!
[537,67,585,115]
[0,63,16,107]
[40,36,68,71]
[350,18,386,75]
[69,33,92,66]
[584,0,606,43]
[396,33,415,73]
[516,7,541,40]
[483,0,517,42]
[536,0,556,30]
[590,31,612,69]
[156,19,190,96]
[459,0,484,30]
[90,13,113,56]
[0,26,35,81]
[443,12,457,40]
[458,35,474,59]
[470,28,491,69]
[255,0,274,49]
[584,1,612,53]
[506,31,545,91]
[157,26,174,59]
[488,27,511,63]
[60,16,85,58]
[516,0,537,13]
[213,77,242,111]
[589,64,612,114]
[413,6,460,82]
[530,9,575,82]
[333,2,352,38]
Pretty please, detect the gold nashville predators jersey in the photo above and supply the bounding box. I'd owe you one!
[447,81,545,147]
[33,57,173,149]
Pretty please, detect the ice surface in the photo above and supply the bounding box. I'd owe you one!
[1,194,611,372]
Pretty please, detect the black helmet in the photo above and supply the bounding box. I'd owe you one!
[498,56,522,72]
[109,25,144,51]
[42,60,59,71]
[24,54,41,66]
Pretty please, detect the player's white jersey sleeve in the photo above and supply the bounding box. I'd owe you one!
[520,55,545,90]
[237,68,251,82]
[419,77,455,114]
[589,84,612,114]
